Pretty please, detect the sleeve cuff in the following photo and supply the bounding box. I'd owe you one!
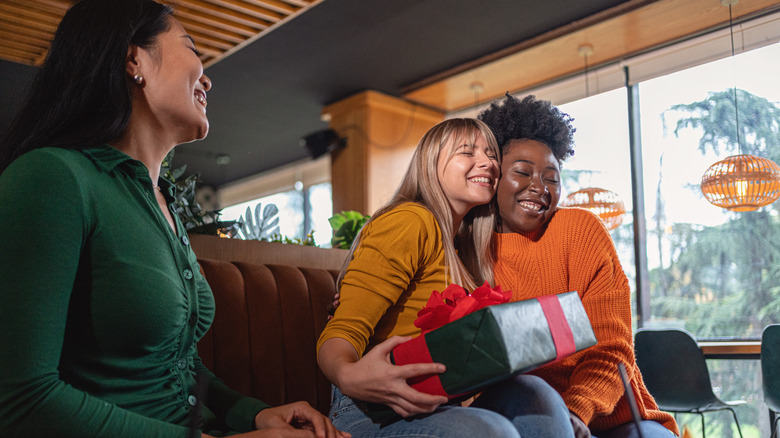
[565,392,596,426]
[224,397,271,432]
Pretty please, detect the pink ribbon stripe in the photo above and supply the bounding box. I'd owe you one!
[537,295,576,361]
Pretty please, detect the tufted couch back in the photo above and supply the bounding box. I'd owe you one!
[191,235,348,414]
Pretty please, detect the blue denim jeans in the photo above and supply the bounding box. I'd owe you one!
[471,374,574,437]
[329,374,573,437]
[593,420,677,438]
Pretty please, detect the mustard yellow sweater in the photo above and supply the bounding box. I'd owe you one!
[317,203,449,356]
[494,207,678,435]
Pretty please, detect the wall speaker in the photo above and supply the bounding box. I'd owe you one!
[300,129,346,159]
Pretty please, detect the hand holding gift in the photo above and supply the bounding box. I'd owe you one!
[333,335,449,418]
[392,283,597,399]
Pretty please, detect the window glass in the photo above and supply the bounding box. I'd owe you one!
[220,190,303,240]
[219,182,334,247]
[639,42,780,338]
[309,182,334,247]
[637,42,780,438]
[558,89,638,315]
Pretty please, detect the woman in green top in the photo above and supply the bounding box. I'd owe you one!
[0,1,347,437]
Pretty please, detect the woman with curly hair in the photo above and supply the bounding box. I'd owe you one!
[478,94,678,438]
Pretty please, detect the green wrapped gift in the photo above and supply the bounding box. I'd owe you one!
[391,291,597,398]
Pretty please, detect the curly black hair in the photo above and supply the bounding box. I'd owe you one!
[478,94,575,164]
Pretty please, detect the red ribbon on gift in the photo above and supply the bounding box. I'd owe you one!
[414,282,511,334]
[393,282,512,398]
[537,294,577,361]
[398,285,580,399]
[391,335,450,396]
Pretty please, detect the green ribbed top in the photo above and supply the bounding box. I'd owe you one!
[0,146,269,438]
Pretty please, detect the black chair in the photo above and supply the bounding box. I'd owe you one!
[634,328,745,438]
[762,324,780,438]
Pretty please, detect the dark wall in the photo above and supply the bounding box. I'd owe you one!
[0,60,38,138]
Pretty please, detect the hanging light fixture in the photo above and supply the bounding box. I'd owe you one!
[561,187,626,230]
[559,44,627,230]
[700,0,780,211]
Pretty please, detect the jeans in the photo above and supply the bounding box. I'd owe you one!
[329,374,573,438]
[472,374,574,437]
[593,420,678,438]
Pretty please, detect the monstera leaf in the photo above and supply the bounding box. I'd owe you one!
[328,210,370,249]
[237,203,280,241]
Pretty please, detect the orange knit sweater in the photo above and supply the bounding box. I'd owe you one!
[494,207,678,435]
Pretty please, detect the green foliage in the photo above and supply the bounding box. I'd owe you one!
[328,210,370,249]
[651,89,780,339]
[232,203,318,246]
[666,89,780,159]
[269,231,317,246]
[236,203,280,241]
[162,150,238,236]
[652,93,779,435]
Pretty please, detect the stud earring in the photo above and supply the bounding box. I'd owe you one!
[133,75,144,85]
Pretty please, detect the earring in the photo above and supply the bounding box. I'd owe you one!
[133,75,144,85]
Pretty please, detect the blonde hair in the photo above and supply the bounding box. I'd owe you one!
[339,118,499,290]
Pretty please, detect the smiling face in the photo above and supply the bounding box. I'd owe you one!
[134,18,211,144]
[437,131,500,220]
[497,139,561,234]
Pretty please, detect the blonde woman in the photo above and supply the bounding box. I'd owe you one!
[317,118,574,437]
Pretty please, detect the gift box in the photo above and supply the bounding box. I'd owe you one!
[390,288,597,399]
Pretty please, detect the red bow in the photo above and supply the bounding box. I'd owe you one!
[414,282,512,334]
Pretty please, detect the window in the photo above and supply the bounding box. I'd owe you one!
[479,27,778,435]
[639,42,780,338]
[217,156,334,247]
[219,182,334,247]
[557,90,639,317]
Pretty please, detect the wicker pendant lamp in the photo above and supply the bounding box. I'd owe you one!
[561,187,626,230]
[700,0,780,212]
[701,155,780,211]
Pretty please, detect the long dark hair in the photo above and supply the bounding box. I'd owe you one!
[0,0,173,173]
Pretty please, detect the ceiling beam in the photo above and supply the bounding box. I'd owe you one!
[402,0,780,113]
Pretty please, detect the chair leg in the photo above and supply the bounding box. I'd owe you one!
[771,410,778,438]
[698,412,706,438]
[726,407,743,438]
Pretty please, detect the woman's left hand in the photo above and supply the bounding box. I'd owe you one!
[326,293,340,320]
[254,401,350,438]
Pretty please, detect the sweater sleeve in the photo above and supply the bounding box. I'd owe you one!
[192,357,270,432]
[317,205,438,356]
[0,151,192,438]
[559,210,636,425]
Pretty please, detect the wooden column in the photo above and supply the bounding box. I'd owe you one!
[323,90,444,215]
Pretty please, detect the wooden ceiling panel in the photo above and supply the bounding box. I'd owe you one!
[402,0,780,112]
[0,8,59,34]
[177,19,247,44]
[1,2,62,27]
[0,29,50,49]
[0,0,321,67]
[175,9,259,38]
[207,0,286,23]
[171,0,274,31]
[0,47,38,65]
